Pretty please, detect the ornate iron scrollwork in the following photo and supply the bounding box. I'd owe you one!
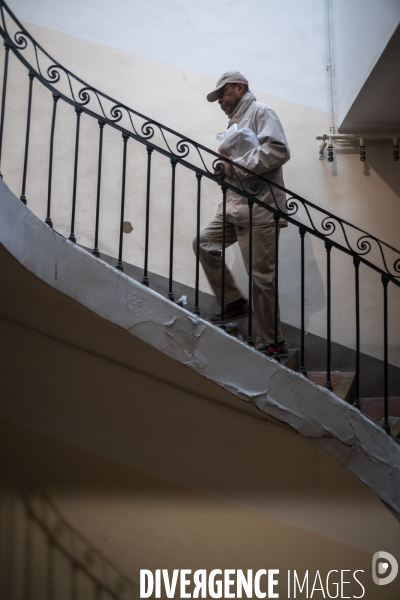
[0,0,399,283]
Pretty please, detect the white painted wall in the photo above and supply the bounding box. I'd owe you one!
[9,0,332,111]
[331,0,400,128]
[1,4,400,367]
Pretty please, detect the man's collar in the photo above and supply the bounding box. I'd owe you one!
[228,91,256,124]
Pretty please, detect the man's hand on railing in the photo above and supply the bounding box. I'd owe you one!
[214,149,234,178]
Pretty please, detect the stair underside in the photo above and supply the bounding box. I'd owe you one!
[1,178,400,522]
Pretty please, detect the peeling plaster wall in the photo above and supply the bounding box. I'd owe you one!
[1,179,400,529]
[1,10,399,369]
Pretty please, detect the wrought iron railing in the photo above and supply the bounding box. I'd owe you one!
[0,0,399,434]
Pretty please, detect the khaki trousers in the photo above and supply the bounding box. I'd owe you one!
[193,216,283,344]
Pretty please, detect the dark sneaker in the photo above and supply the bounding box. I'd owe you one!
[210,298,250,323]
[256,340,289,358]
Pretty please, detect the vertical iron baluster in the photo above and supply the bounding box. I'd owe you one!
[45,93,60,228]
[299,226,307,376]
[68,107,82,242]
[168,157,177,301]
[272,213,281,362]
[219,183,228,330]
[193,171,202,316]
[247,198,254,345]
[92,119,105,257]
[325,240,333,390]
[20,71,35,204]
[117,133,129,271]
[0,42,10,179]
[142,145,153,286]
[353,257,361,408]
[382,275,390,434]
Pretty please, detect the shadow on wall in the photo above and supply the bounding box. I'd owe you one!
[334,142,400,198]
[363,144,400,199]
[0,487,135,600]
[230,225,326,333]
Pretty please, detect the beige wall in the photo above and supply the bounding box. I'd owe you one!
[1,22,399,366]
[1,241,400,561]
[1,419,400,600]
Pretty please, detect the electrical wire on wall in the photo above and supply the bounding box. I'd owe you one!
[327,0,336,134]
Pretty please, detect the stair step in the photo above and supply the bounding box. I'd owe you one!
[379,417,400,438]
[281,348,298,371]
[360,397,400,422]
[307,371,356,403]
[224,322,299,371]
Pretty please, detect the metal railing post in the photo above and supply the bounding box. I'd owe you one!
[219,183,228,330]
[142,145,153,286]
[68,106,83,243]
[0,41,10,179]
[45,92,60,228]
[272,212,281,362]
[299,226,307,376]
[382,274,390,434]
[117,132,129,271]
[168,157,177,301]
[20,71,34,204]
[92,119,105,257]
[193,171,202,316]
[325,240,333,391]
[353,257,361,409]
[247,198,254,346]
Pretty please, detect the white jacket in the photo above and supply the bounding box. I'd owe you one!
[216,91,290,227]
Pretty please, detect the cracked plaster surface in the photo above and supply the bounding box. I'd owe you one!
[1,179,400,519]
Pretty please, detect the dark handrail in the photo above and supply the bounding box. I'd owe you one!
[0,1,398,433]
[0,0,399,286]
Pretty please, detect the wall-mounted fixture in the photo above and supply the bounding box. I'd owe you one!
[316,134,400,162]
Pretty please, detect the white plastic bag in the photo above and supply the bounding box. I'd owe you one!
[216,124,259,160]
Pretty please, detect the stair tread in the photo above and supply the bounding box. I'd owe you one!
[360,397,400,421]
[307,371,356,402]
[281,348,298,370]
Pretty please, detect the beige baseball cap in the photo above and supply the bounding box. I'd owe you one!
[207,71,249,102]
